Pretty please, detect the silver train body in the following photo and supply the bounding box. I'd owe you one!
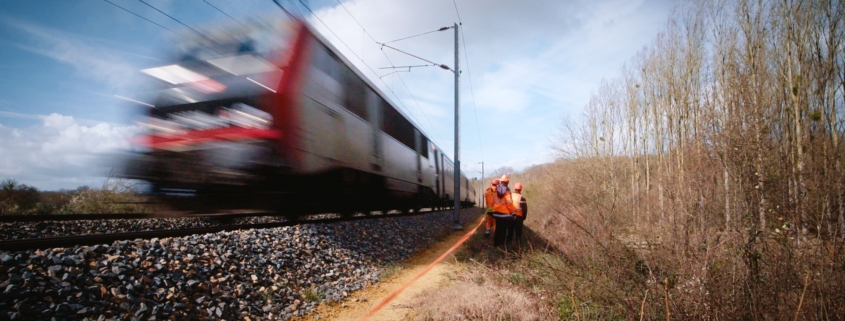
[121,16,476,215]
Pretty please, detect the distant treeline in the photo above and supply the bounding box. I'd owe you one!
[0,178,151,215]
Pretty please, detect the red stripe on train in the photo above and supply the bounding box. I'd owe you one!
[134,127,281,149]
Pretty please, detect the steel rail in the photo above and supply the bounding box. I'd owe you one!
[0,211,276,223]
[0,213,161,222]
[0,209,460,251]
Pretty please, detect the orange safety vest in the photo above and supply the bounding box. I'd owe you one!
[511,192,523,217]
[484,186,496,213]
[492,191,517,214]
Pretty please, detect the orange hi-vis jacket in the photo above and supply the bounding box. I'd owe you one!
[484,186,496,213]
[511,192,524,217]
[492,191,517,215]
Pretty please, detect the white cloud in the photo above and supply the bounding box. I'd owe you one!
[0,114,139,190]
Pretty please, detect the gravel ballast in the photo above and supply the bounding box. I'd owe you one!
[0,208,481,320]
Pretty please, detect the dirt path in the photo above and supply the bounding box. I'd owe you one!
[307,214,484,321]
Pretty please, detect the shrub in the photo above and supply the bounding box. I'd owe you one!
[58,178,152,214]
[0,179,40,215]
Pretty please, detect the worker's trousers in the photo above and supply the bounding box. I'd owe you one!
[486,213,496,231]
[514,219,524,242]
[493,217,515,246]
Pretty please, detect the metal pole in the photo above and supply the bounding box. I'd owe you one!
[452,22,462,230]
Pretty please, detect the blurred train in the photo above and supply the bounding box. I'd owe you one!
[120,15,476,216]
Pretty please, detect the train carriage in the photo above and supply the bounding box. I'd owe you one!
[121,15,475,215]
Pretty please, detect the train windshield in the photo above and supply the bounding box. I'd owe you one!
[143,18,297,108]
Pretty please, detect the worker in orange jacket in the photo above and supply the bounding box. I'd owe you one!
[483,178,500,236]
[511,182,528,244]
[490,175,518,247]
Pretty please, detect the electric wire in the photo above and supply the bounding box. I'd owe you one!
[451,0,463,23]
[383,28,448,44]
[137,0,217,44]
[378,70,408,78]
[103,0,179,35]
[290,0,442,145]
[201,0,248,28]
[451,0,485,162]
[376,42,450,70]
[333,0,448,146]
[379,64,434,70]
[290,0,431,140]
[378,49,448,146]
[378,64,436,77]
[271,0,296,19]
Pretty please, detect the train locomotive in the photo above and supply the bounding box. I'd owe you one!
[120,16,476,216]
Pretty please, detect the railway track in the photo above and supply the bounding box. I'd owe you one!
[0,209,450,251]
[0,211,276,222]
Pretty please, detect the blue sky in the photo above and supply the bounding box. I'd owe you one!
[0,0,675,190]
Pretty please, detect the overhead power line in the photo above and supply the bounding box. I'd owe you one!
[383,27,451,44]
[377,49,447,145]
[290,0,445,146]
[379,64,434,70]
[376,43,451,71]
[270,0,296,19]
[378,70,408,78]
[333,0,448,147]
[103,0,179,35]
[451,0,485,161]
[379,64,437,77]
[451,0,463,22]
[287,0,439,144]
[202,0,247,27]
[137,0,216,44]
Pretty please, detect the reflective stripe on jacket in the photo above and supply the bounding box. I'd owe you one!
[492,191,516,214]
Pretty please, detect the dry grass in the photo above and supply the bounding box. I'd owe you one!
[410,153,845,320]
[490,157,845,320]
[408,269,554,321]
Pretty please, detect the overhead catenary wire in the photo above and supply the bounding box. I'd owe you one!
[379,64,435,70]
[287,0,432,142]
[137,0,218,45]
[379,70,409,78]
[271,0,297,19]
[382,27,450,44]
[451,0,485,161]
[201,0,248,28]
[376,42,451,71]
[102,0,179,35]
[378,64,436,77]
[379,51,448,146]
[333,0,448,147]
